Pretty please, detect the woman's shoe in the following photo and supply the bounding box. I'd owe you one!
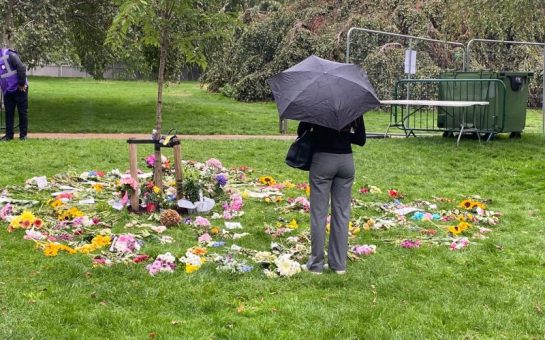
[324,264,346,275]
[302,264,322,275]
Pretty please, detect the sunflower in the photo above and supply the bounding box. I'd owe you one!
[459,199,473,210]
[258,176,276,186]
[471,201,487,210]
[448,225,462,235]
[457,221,471,231]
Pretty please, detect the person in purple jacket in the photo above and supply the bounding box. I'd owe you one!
[1,47,28,141]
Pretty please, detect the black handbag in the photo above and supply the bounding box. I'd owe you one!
[285,129,313,171]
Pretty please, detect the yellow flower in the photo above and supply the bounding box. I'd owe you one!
[287,219,299,229]
[282,180,296,189]
[92,183,104,192]
[305,185,310,197]
[241,190,249,199]
[91,235,111,248]
[459,199,473,210]
[21,210,36,222]
[153,186,161,194]
[448,225,462,235]
[350,224,361,235]
[471,201,487,210]
[210,227,220,235]
[259,176,276,186]
[9,215,22,229]
[457,221,471,231]
[185,264,200,273]
[60,245,77,254]
[50,199,64,208]
[43,243,61,257]
[76,244,96,254]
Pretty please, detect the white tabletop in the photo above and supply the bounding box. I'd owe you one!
[380,99,489,107]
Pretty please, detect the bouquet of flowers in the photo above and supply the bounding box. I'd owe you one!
[140,181,162,213]
[144,154,171,170]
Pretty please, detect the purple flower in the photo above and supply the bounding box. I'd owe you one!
[216,173,228,187]
[400,239,422,249]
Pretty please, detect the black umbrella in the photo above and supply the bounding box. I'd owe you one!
[268,55,381,131]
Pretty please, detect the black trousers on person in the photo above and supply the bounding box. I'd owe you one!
[3,89,28,138]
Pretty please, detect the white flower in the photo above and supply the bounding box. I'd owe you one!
[158,252,176,264]
[274,255,301,277]
[263,269,278,278]
[253,251,276,263]
[179,251,203,266]
[151,225,167,233]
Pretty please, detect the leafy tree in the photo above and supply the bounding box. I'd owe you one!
[107,0,235,188]
[1,0,72,66]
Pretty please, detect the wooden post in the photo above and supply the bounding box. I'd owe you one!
[173,143,183,199]
[128,143,139,212]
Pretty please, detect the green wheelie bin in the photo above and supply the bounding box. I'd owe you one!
[438,71,532,138]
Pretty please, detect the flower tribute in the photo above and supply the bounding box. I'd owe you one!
[0,156,502,278]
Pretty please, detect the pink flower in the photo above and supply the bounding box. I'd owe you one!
[0,203,13,220]
[112,234,141,253]
[145,155,156,168]
[121,176,139,191]
[479,227,492,234]
[194,216,210,227]
[400,239,422,249]
[353,244,376,256]
[450,237,470,251]
[205,158,223,170]
[198,233,212,244]
[24,229,46,241]
[359,187,370,194]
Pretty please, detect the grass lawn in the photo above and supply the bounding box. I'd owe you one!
[1,134,545,338]
[25,77,545,135]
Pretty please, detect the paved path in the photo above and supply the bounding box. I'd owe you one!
[28,133,296,140]
[26,132,397,140]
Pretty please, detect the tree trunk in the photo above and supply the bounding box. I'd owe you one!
[2,0,16,47]
[153,30,168,190]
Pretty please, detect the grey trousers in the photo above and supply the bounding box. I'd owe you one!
[306,152,355,272]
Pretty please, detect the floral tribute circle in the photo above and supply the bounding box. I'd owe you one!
[0,159,502,278]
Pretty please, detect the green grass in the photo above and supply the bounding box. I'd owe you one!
[2,135,545,338]
[25,77,544,135]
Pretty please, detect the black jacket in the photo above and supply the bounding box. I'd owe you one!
[297,116,366,154]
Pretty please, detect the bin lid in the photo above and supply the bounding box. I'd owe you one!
[498,71,534,77]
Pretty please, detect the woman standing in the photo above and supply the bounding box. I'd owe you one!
[301,116,366,274]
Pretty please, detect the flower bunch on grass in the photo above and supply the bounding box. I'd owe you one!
[146,252,177,276]
[7,210,44,232]
[179,248,207,273]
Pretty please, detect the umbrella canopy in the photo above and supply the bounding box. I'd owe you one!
[268,55,381,131]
